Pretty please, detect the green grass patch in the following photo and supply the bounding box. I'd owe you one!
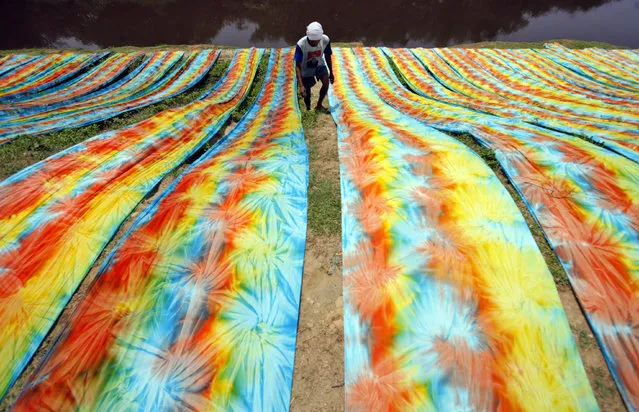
[300,98,341,235]
[300,109,319,130]
[453,39,627,49]
[447,132,570,289]
[307,167,341,235]
[0,59,231,179]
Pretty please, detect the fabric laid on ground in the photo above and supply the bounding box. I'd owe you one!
[0,48,263,400]
[0,53,142,110]
[387,48,639,164]
[0,54,76,92]
[329,47,596,411]
[426,47,639,125]
[364,46,639,410]
[0,53,159,119]
[0,51,184,139]
[0,50,216,143]
[0,55,40,77]
[0,53,103,101]
[14,48,307,411]
[538,44,639,92]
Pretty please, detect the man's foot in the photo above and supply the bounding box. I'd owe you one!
[306,105,311,111]
[315,105,329,113]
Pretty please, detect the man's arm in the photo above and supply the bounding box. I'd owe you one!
[295,61,306,97]
[324,42,334,84]
[326,54,334,84]
[294,45,306,96]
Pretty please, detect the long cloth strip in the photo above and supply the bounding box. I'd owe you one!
[0,50,217,142]
[13,48,307,411]
[486,48,639,102]
[0,53,141,110]
[0,56,40,78]
[0,53,102,101]
[365,46,639,410]
[463,46,639,112]
[329,48,595,411]
[0,51,184,127]
[428,47,639,124]
[0,48,263,399]
[387,48,639,164]
[0,54,79,92]
[0,50,183,123]
[539,44,639,91]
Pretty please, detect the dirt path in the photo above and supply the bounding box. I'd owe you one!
[291,84,345,411]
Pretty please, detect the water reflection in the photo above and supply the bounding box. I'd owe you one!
[2,0,638,49]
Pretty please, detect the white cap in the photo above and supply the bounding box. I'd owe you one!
[306,21,324,41]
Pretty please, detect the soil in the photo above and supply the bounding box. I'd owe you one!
[291,84,344,411]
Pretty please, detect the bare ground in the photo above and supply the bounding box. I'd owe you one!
[291,84,345,411]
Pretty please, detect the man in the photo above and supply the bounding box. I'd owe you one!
[294,21,334,112]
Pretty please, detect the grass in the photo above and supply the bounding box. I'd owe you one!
[448,132,571,289]
[298,95,341,235]
[590,366,618,397]
[0,58,231,179]
[307,166,341,235]
[453,39,627,49]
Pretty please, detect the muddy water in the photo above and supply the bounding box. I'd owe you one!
[2,0,639,49]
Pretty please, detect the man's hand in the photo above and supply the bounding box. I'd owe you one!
[329,72,335,84]
[299,87,307,98]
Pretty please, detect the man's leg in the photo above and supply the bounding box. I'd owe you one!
[302,76,314,110]
[304,86,312,110]
[316,73,329,110]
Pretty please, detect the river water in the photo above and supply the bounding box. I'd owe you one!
[2,0,639,49]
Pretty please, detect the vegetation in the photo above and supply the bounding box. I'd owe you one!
[454,39,627,49]
[300,108,341,235]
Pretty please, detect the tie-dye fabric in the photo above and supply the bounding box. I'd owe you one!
[14,48,307,411]
[0,53,103,101]
[386,47,639,164]
[0,51,219,142]
[329,47,596,411]
[426,47,639,124]
[0,53,141,110]
[0,55,39,77]
[0,54,79,94]
[366,46,639,410]
[539,44,639,91]
[0,48,262,399]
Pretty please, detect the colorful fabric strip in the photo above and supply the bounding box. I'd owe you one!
[13,48,307,411]
[0,48,262,399]
[0,55,40,78]
[539,44,639,91]
[0,54,103,101]
[329,47,596,411]
[0,53,141,110]
[429,47,639,124]
[367,46,639,410]
[388,48,639,164]
[0,50,218,142]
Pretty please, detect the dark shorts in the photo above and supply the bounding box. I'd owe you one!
[302,65,329,90]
